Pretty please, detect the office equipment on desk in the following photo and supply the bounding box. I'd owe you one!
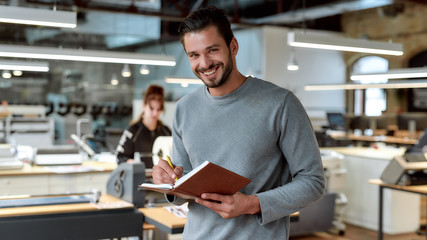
[0,194,143,240]
[0,191,100,208]
[0,144,23,170]
[34,145,82,166]
[106,162,146,207]
[406,128,427,154]
[350,116,370,134]
[326,112,347,131]
[397,112,427,139]
[381,154,427,186]
[397,112,427,131]
[70,133,96,158]
[320,150,347,235]
[0,160,23,170]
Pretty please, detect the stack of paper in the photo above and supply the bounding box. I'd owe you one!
[0,144,23,170]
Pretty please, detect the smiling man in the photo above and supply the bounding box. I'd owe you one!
[152,6,325,240]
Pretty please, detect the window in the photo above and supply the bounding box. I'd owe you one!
[352,56,389,116]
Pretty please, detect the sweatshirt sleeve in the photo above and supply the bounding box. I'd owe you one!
[255,92,325,225]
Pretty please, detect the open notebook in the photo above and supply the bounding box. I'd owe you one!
[139,161,251,199]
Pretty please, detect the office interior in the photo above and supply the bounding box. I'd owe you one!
[1,0,427,239]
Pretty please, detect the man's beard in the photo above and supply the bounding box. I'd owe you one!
[195,51,233,88]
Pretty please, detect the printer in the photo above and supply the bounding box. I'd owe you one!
[381,154,427,186]
[381,130,427,186]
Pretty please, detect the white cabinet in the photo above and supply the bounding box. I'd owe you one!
[0,175,49,196]
[0,161,116,196]
[327,147,420,235]
[48,173,110,194]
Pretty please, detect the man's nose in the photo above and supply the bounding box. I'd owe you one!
[199,54,213,69]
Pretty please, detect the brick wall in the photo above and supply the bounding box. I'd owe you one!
[340,2,427,113]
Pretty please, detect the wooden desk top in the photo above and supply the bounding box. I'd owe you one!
[138,207,299,233]
[0,161,117,177]
[369,179,427,194]
[0,194,133,218]
[139,207,186,230]
[347,134,418,145]
[323,146,406,161]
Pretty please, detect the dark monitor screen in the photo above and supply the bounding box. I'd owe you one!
[327,113,346,130]
[406,129,427,154]
[397,113,427,131]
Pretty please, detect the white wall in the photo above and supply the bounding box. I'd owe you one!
[261,26,347,114]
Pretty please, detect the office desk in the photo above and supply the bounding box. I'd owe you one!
[369,179,427,240]
[347,134,418,145]
[139,207,186,234]
[139,206,299,235]
[0,194,142,240]
[0,161,117,196]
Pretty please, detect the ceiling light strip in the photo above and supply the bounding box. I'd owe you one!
[0,60,49,72]
[0,44,176,66]
[351,67,427,81]
[0,6,76,28]
[305,80,427,91]
[288,32,403,56]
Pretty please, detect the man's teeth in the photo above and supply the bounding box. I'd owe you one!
[204,69,216,75]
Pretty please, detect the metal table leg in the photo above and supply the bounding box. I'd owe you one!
[379,185,383,240]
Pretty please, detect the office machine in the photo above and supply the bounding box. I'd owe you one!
[381,154,427,186]
[320,149,347,235]
[0,191,100,208]
[34,145,82,166]
[406,128,427,154]
[397,112,427,131]
[106,162,146,207]
[382,130,427,185]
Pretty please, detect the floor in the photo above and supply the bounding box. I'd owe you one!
[290,223,425,240]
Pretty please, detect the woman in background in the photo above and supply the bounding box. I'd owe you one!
[115,85,171,168]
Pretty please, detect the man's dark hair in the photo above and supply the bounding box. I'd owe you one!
[178,6,234,46]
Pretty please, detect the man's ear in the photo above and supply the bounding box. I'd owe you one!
[230,37,239,55]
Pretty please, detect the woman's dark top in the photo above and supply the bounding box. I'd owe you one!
[115,120,171,168]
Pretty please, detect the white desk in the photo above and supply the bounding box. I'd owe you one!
[323,147,419,234]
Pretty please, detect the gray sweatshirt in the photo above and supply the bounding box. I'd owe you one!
[170,77,325,239]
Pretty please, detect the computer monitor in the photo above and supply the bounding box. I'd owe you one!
[397,113,427,131]
[406,128,427,154]
[349,116,370,130]
[326,113,346,130]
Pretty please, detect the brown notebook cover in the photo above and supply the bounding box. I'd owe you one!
[139,161,251,199]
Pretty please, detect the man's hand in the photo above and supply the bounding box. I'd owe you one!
[195,192,260,219]
[152,159,183,184]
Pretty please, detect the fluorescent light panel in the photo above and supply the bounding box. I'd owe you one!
[0,44,176,66]
[0,60,49,72]
[351,67,427,81]
[288,32,403,56]
[165,77,203,84]
[0,6,76,28]
[305,80,427,91]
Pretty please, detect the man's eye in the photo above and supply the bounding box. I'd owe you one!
[209,49,217,53]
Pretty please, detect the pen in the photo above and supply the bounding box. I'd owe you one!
[166,155,178,181]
